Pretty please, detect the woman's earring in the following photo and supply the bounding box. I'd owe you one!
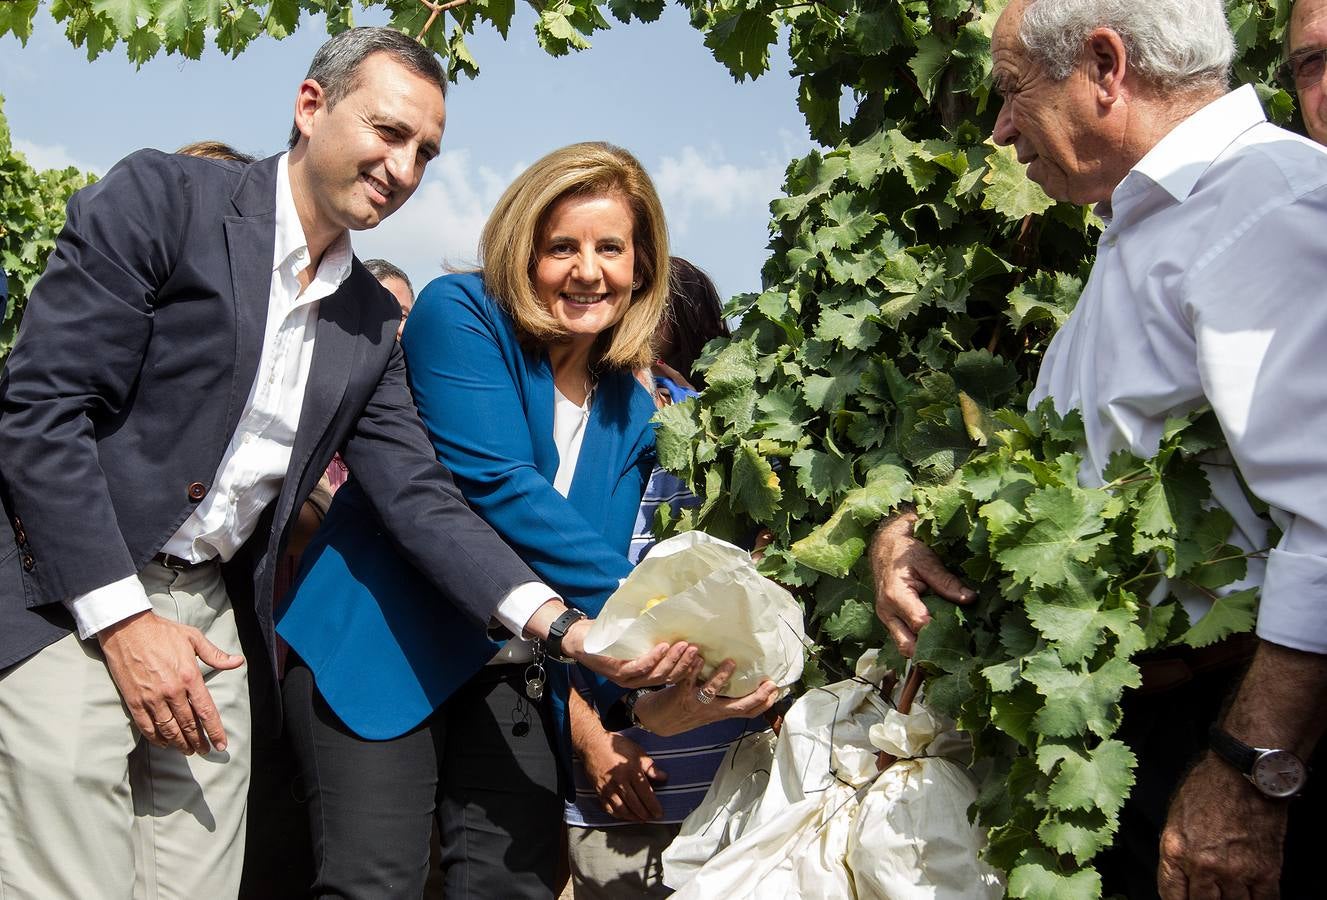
[632,279,642,290]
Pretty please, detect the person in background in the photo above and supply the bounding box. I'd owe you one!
[872,2,1327,897]
[176,139,256,162]
[650,257,728,393]
[276,142,726,898]
[1286,0,1327,144]
[364,257,415,339]
[564,258,772,898]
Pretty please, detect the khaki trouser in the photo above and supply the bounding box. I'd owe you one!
[567,822,681,899]
[0,560,250,899]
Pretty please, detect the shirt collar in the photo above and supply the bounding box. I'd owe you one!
[1129,84,1267,203]
[274,153,353,286]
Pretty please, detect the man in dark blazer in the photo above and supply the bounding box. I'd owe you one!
[0,28,683,898]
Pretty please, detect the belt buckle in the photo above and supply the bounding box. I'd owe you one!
[155,552,196,571]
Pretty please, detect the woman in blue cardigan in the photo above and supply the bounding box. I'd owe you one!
[276,143,760,898]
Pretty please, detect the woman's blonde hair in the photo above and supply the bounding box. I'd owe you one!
[479,142,670,371]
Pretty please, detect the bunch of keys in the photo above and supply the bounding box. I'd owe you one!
[524,640,547,701]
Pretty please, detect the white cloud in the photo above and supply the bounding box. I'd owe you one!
[652,144,792,237]
[352,149,526,289]
[11,139,104,176]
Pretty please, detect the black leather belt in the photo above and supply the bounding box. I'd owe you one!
[153,552,211,570]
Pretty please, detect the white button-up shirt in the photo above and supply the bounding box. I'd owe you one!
[66,154,556,639]
[1031,85,1327,654]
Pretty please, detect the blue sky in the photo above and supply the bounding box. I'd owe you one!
[0,5,811,299]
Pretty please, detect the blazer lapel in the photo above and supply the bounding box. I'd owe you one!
[294,283,362,466]
[221,155,281,438]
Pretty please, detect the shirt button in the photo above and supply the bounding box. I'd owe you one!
[187,482,208,501]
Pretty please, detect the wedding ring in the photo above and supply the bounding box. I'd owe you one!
[695,687,716,705]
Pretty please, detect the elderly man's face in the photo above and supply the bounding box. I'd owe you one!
[1290,0,1327,144]
[990,0,1119,204]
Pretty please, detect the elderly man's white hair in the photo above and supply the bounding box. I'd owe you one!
[1020,0,1235,88]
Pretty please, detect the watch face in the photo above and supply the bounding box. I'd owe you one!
[1250,749,1307,798]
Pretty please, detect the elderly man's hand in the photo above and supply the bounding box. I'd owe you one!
[1158,754,1288,899]
[869,510,975,657]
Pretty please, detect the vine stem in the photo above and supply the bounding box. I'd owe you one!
[416,0,470,43]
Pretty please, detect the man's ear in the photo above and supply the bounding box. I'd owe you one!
[1086,27,1129,106]
[292,78,326,145]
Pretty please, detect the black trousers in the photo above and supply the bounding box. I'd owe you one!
[283,661,563,900]
[1096,665,1326,900]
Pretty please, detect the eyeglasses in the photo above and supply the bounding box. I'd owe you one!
[1279,47,1327,90]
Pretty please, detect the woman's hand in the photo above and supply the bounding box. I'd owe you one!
[633,659,779,737]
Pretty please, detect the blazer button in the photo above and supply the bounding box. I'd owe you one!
[15,529,26,544]
[187,482,208,502]
[11,516,21,531]
[21,554,34,572]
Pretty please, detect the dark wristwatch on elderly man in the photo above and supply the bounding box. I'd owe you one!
[1208,724,1308,799]
[546,608,587,663]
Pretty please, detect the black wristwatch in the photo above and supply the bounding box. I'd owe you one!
[545,608,587,663]
[1208,724,1308,799]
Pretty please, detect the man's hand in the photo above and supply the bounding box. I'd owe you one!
[97,610,245,755]
[633,659,779,737]
[870,510,974,657]
[561,618,700,688]
[1158,754,1288,899]
[568,686,665,822]
[583,731,667,822]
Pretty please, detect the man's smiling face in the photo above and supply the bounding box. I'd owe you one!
[297,51,444,236]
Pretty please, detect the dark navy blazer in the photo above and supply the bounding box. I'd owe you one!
[277,273,657,740]
[0,153,536,728]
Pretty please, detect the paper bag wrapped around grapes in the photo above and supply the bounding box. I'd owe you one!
[582,531,806,696]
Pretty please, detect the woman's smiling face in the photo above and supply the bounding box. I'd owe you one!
[533,193,637,347]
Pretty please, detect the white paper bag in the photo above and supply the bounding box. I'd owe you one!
[847,705,1004,898]
[582,531,806,696]
[661,729,777,891]
[664,650,1005,898]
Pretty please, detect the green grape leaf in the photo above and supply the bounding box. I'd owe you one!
[981,144,1055,222]
[1008,849,1103,899]
[1024,652,1140,738]
[1179,587,1258,648]
[729,442,780,522]
[1037,739,1136,817]
[996,486,1113,587]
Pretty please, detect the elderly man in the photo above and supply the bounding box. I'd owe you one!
[0,27,687,899]
[1288,0,1327,144]
[872,1,1327,897]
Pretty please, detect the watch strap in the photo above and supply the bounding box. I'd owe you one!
[546,608,587,662]
[1208,724,1259,774]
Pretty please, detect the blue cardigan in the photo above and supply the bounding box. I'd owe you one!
[276,273,658,740]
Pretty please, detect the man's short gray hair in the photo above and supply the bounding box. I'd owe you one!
[1020,0,1235,88]
[288,27,447,149]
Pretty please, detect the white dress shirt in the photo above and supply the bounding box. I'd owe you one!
[66,154,558,640]
[1030,85,1327,654]
[489,385,592,665]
